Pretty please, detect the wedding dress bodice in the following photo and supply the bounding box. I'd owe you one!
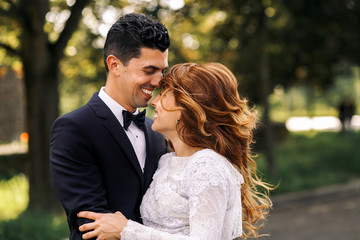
[121,149,244,240]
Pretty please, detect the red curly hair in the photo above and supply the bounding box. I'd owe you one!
[159,62,273,238]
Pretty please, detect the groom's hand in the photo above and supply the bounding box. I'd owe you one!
[78,211,128,240]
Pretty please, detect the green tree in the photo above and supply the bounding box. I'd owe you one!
[278,0,360,114]
[0,0,92,210]
[157,0,360,175]
[158,0,279,174]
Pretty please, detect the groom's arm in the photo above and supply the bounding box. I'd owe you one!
[50,115,111,239]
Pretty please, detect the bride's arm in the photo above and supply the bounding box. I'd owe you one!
[78,156,234,240]
[121,174,229,240]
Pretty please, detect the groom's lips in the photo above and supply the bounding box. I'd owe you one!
[141,87,154,98]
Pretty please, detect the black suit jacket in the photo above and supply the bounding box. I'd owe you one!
[50,93,167,240]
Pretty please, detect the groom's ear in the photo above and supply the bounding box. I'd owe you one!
[106,55,123,76]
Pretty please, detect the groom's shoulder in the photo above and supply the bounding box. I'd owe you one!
[57,104,92,122]
[58,93,101,120]
[145,115,154,123]
[52,100,101,134]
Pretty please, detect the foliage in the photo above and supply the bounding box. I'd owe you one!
[0,209,68,240]
[0,174,28,220]
[154,0,360,174]
[0,154,27,179]
[0,174,68,239]
[158,0,360,104]
[0,0,94,210]
[258,131,360,194]
[268,66,360,122]
[59,26,105,114]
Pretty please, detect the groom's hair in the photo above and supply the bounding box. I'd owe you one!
[103,13,170,72]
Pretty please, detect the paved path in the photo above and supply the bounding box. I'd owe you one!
[259,179,360,240]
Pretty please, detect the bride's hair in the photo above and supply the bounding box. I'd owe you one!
[159,62,273,238]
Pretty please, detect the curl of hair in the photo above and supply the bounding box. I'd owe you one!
[160,62,273,238]
[103,13,170,71]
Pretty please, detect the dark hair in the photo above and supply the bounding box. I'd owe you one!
[103,13,170,71]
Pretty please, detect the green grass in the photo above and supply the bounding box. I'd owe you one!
[0,174,28,220]
[257,130,360,194]
[0,175,68,239]
[0,209,68,240]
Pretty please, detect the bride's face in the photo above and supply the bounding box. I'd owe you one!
[150,89,181,139]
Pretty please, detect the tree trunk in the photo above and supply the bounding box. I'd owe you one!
[259,20,276,176]
[0,0,92,212]
[305,82,314,117]
[24,61,61,211]
[20,1,61,211]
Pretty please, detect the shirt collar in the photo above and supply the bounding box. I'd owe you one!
[98,87,139,126]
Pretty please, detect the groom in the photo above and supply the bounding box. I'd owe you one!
[50,13,169,240]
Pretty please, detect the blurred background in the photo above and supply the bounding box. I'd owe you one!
[0,0,359,239]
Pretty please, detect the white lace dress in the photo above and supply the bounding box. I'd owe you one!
[121,149,244,240]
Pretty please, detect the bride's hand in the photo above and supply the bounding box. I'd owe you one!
[78,211,128,240]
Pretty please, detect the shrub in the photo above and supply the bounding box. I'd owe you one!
[0,210,68,240]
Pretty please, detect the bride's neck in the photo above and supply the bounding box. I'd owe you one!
[170,138,202,157]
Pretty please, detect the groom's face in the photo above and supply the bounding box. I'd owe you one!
[117,47,168,112]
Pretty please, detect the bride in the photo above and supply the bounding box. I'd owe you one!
[78,62,272,239]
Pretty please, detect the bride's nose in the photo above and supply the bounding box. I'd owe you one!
[151,95,160,108]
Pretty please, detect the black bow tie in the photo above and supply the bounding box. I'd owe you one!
[122,110,146,131]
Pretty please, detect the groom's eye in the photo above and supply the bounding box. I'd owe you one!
[145,69,155,75]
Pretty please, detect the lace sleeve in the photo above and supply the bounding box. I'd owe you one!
[121,220,196,240]
[186,155,232,239]
[121,154,234,240]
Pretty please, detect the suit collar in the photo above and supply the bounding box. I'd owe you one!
[88,93,162,190]
[88,93,145,185]
[143,119,162,190]
[87,93,109,119]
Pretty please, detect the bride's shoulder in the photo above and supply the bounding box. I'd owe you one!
[185,149,227,172]
[158,152,175,168]
[190,149,226,165]
[188,149,244,184]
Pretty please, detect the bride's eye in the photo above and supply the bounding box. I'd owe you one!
[161,68,168,77]
[158,87,166,97]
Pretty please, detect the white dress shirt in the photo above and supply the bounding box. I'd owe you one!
[98,87,146,172]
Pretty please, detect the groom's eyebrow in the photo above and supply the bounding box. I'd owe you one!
[143,65,159,72]
[144,65,168,73]
[144,65,158,69]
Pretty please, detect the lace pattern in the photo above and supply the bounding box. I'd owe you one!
[121,149,244,240]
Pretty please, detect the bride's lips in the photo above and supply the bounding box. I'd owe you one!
[154,110,158,119]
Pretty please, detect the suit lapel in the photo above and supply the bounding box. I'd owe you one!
[88,93,144,185]
[143,119,159,191]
